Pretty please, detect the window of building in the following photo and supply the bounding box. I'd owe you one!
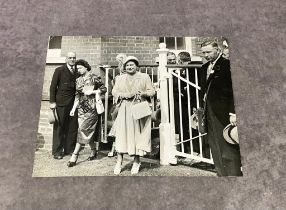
[48,36,62,49]
[159,37,185,50]
[46,36,65,63]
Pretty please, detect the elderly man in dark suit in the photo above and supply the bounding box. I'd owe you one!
[50,52,78,159]
[199,41,242,176]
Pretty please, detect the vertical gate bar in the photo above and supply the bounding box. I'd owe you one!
[103,67,109,143]
[186,69,193,155]
[168,68,176,155]
[175,37,177,50]
[158,66,160,84]
[195,68,203,158]
[151,67,154,83]
[177,71,184,153]
[151,67,155,128]
[112,68,116,104]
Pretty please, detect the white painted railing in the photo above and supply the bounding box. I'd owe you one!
[157,44,214,165]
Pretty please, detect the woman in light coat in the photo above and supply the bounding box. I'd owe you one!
[112,56,155,175]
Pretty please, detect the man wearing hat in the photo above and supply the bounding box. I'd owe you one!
[49,52,78,159]
[199,41,242,176]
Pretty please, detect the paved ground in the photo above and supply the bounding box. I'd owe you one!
[32,149,216,177]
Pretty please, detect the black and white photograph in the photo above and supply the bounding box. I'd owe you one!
[32,36,243,177]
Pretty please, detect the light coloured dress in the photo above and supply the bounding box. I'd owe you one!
[75,72,106,144]
[112,72,155,156]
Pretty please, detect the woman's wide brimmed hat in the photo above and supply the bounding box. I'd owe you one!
[48,109,58,124]
[223,124,239,144]
[123,56,139,69]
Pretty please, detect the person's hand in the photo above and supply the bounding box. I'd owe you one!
[191,113,198,129]
[70,109,76,116]
[50,103,56,110]
[137,91,148,98]
[229,114,237,126]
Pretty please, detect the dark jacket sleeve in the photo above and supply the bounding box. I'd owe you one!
[225,62,235,114]
[50,67,61,103]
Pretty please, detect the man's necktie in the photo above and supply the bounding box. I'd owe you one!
[71,66,75,74]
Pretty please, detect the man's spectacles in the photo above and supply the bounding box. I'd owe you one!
[68,57,76,59]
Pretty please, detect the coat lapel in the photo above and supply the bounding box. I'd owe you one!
[206,56,223,85]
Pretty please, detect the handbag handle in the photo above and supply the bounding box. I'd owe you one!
[130,94,141,106]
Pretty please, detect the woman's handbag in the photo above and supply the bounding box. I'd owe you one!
[131,97,152,120]
[95,91,104,114]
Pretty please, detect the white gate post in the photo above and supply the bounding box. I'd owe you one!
[156,43,176,165]
[103,66,110,143]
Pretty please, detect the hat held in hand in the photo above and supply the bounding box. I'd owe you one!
[48,109,58,124]
[223,124,239,144]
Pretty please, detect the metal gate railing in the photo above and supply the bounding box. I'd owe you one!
[157,43,213,165]
[167,64,213,164]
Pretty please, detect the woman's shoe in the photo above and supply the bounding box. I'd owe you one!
[87,149,97,161]
[67,153,79,167]
[114,162,122,175]
[131,162,141,174]
[108,151,116,157]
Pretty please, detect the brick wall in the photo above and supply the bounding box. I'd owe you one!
[43,36,160,101]
[60,36,159,67]
[61,36,102,74]
[42,64,62,101]
[36,101,53,151]
[101,36,159,65]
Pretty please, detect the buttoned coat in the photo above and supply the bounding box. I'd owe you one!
[200,56,235,126]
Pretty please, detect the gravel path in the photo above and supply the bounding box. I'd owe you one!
[32,149,216,177]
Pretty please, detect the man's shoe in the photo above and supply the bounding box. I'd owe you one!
[53,155,63,160]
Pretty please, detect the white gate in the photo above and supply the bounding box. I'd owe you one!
[157,43,214,165]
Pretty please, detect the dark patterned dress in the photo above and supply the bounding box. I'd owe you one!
[75,72,106,144]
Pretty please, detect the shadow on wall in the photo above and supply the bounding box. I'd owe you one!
[36,133,45,151]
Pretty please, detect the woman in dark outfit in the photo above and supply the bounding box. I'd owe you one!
[67,59,106,167]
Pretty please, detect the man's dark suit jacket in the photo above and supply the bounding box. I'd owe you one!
[50,64,76,106]
[200,56,235,126]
